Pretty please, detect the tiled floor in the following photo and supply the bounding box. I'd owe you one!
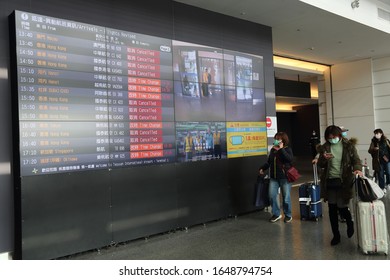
[62,157,390,260]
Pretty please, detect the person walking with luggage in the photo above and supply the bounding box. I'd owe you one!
[317,125,362,246]
[368,128,390,194]
[259,132,294,223]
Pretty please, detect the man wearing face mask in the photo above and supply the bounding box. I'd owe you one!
[368,128,390,194]
[317,125,362,246]
[259,132,294,223]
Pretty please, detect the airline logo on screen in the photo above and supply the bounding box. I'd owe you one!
[160,45,171,52]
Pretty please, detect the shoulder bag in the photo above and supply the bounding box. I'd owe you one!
[284,166,301,183]
[277,153,301,183]
[356,175,384,202]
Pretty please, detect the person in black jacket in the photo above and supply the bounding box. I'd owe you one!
[368,128,390,194]
[259,132,294,223]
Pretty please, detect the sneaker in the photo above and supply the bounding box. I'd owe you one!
[383,188,387,195]
[284,216,293,223]
[269,215,282,223]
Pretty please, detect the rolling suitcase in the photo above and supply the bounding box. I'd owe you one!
[354,175,388,255]
[299,164,322,221]
[356,200,388,255]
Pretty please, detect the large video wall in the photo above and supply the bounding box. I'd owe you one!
[13,11,267,177]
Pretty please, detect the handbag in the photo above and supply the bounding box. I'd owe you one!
[254,175,270,209]
[284,166,301,183]
[356,175,383,202]
[367,176,385,199]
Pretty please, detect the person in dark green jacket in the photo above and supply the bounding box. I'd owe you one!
[317,125,362,246]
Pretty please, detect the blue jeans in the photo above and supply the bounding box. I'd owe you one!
[269,178,292,217]
[378,162,390,189]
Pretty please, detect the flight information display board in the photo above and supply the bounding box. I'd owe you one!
[14,11,175,176]
[12,10,266,176]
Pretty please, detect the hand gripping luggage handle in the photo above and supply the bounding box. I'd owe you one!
[354,174,361,201]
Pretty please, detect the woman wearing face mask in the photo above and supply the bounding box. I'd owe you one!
[259,132,294,223]
[317,125,362,246]
[368,128,390,193]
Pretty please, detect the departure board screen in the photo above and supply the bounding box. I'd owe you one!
[14,11,175,176]
[12,10,266,176]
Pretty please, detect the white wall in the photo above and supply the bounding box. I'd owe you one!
[372,56,390,134]
[324,59,375,167]
[317,73,327,140]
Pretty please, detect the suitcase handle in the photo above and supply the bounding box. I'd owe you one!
[313,163,318,185]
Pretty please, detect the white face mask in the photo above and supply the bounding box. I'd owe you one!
[375,133,382,140]
[328,137,339,144]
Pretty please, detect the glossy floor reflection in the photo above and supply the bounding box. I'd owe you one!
[63,184,390,260]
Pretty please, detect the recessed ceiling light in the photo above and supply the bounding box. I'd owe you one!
[240,12,246,15]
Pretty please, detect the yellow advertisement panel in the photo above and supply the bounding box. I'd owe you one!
[226,122,267,158]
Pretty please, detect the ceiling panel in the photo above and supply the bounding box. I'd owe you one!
[175,0,390,65]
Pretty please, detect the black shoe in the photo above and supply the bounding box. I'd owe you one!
[269,215,282,223]
[347,221,354,238]
[331,233,340,246]
[284,216,292,223]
